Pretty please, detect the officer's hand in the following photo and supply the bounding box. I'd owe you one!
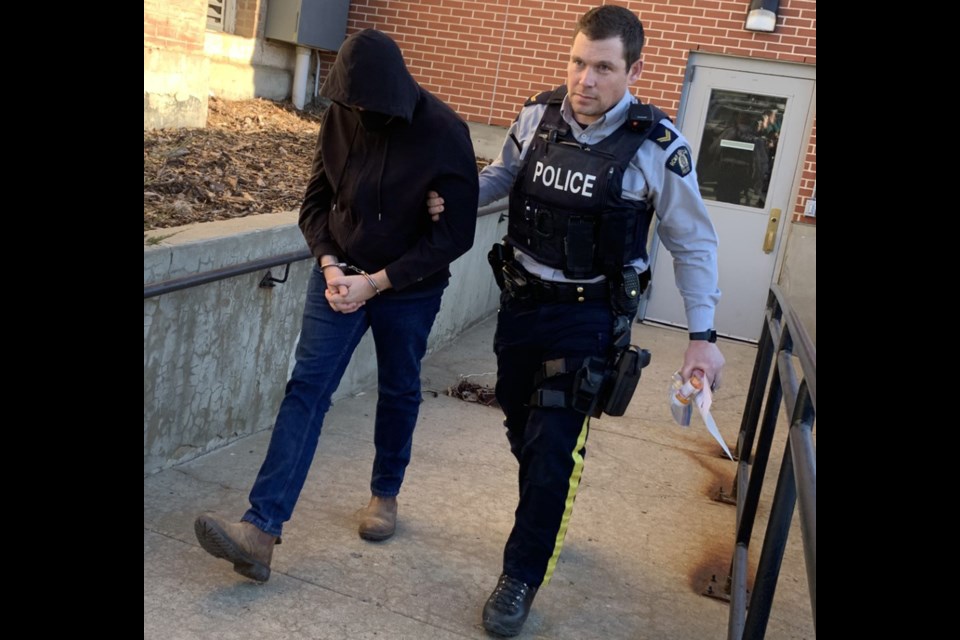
[681,341,725,392]
[426,190,445,222]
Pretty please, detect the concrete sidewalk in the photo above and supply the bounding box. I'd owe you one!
[144,317,814,639]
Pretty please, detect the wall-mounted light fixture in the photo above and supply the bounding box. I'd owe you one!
[744,0,780,32]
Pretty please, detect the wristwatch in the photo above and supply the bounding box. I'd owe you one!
[689,329,717,343]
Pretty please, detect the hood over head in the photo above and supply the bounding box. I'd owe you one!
[319,29,419,123]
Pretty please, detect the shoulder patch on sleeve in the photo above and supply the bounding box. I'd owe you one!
[524,86,567,107]
[650,122,676,150]
[524,90,552,107]
[666,146,693,177]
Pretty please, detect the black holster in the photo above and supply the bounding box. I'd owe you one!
[603,267,652,414]
[563,345,651,418]
[488,243,508,291]
[601,345,651,416]
[609,267,642,320]
[571,356,608,416]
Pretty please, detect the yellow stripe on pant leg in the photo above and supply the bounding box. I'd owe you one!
[542,414,590,586]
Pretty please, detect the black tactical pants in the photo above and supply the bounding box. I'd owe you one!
[493,292,614,587]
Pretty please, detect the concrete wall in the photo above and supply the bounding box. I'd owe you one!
[144,47,210,129]
[144,0,209,129]
[144,211,506,475]
[204,24,296,101]
[777,222,816,344]
[144,0,295,125]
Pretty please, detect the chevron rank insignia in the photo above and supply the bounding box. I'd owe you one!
[666,146,693,177]
[650,123,674,150]
[524,90,552,106]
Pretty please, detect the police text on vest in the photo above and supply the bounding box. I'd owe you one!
[532,162,596,197]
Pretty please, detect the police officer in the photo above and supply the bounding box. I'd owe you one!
[431,6,724,636]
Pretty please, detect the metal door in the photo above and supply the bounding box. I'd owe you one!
[643,60,814,341]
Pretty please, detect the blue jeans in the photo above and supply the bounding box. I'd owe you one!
[243,264,445,537]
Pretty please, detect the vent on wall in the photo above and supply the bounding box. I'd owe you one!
[207,0,236,33]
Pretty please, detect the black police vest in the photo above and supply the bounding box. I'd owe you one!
[507,87,666,280]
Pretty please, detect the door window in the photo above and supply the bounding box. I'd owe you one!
[696,89,785,208]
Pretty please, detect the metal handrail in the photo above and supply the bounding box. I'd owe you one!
[143,202,509,300]
[722,284,816,639]
[143,249,313,299]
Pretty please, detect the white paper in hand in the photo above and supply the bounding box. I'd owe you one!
[695,380,733,461]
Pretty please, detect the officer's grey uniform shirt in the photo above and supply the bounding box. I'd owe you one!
[479,90,720,332]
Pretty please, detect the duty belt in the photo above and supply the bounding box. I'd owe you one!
[502,260,608,304]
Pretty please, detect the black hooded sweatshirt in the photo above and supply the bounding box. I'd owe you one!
[299,29,479,293]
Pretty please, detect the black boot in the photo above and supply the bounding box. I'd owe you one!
[482,574,538,637]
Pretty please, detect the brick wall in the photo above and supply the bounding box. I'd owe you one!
[318,0,816,222]
[322,1,815,123]
[794,115,816,220]
[143,2,815,215]
[234,0,262,38]
[144,0,206,53]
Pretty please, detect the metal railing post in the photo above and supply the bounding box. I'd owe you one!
[720,285,815,640]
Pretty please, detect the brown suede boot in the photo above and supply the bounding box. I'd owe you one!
[194,515,278,582]
[358,496,398,541]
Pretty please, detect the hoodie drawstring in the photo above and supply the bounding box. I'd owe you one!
[377,136,389,221]
[334,124,362,208]
[339,117,389,223]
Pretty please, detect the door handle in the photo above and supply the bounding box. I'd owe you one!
[763,208,781,254]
